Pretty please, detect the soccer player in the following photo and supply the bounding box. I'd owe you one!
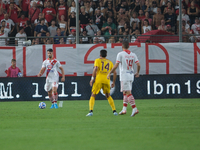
[107,41,141,117]
[86,49,118,116]
[7,59,21,77]
[37,48,65,109]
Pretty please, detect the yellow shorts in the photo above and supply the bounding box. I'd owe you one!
[92,82,110,95]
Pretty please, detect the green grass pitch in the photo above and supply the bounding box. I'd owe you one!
[0,99,200,150]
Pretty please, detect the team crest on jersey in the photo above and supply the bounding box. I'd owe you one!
[47,65,53,69]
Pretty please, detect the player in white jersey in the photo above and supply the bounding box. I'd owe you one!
[108,41,140,117]
[37,48,65,109]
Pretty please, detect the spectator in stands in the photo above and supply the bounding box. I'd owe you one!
[108,36,115,43]
[116,0,129,12]
[130,12,140,30]
[48,19,57,37]
[119,22,131,35]
[163,2,175,15]
[104,10,116,24]
[43,32,53,44]
[30,0,43,8]
[44,0,54,8]
[24,20,32,38]
[68,11,76,34]
[131,29,140,43]
[7,59,21,77]
[66,29,76,44]
[57,0,68,21]
[182,25,189,42]
[34,18,48,36]
[0,0,6,11]
[86,18,99,36]
[141,12,152,27]
[93,8,105,30]
[79,6,90,31]
[158,19,167,31]
[117,8,129,29]
[0,26,7,46]
[104,1,116,18]
[17,13,29,32]
[80,29,91,44]
[150,1,158,15]
[132,0,141,14]
[142,0,151,13]
[15,27,27,46]
[160,0,168,14]
[138,9,145,21]
[42,1,56,26]
[182,20,190,34]
[92,30,105,43]
[85,1,93,16]
[164,8,176,32]
[1,13,15,36]
[54,27,64,44]
[59,37,65,44]
[102,17,117,36]
[116,36,123,43]
[32,38,39,45]
[187,1,199,25]
[191,17,200,35]
[1,20,10,37]
[177,8,190,26]
[153,7,164,29]
[28,2,40,24]
[68,0,76,17]
[142,19,152,34]
[8,2,21,24]
[34,13,48,27]
[19,0,30,17]
[58,15,68,35]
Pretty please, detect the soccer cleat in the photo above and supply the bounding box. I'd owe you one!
[119,110,126,115]
[50,104,54,109]
[113,112,118,116]
[86,112,93,116]
[131,109,139,117]
[54,103,58,109]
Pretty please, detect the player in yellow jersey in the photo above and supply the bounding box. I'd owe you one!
[86,49,118,116]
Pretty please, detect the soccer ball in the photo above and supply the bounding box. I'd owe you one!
[18,72,22,77]
[39,102,46,109]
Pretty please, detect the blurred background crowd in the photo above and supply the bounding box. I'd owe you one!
[0,0,200,45]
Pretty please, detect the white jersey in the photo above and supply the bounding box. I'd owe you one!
[116,50,139,81]
[42,58,62,82]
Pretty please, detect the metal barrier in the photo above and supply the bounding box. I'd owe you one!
[0,34,199,46]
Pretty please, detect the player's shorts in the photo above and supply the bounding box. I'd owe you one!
[44,81,58,92]
[120,81,133,92]
[92,82,110,95]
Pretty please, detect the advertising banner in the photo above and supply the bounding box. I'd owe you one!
[0,75,199,101]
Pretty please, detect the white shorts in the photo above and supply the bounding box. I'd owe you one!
[44,81,58,92]
[120,81,133,92]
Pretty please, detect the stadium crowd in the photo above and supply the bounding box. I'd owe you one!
[0,0,200,45]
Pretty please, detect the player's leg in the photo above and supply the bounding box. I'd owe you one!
[126,81,139,117]
[44,82,54,109]
[52,82,59,109]
[105,93,118,116]
[119,81,128,115]
[86,82,100,116]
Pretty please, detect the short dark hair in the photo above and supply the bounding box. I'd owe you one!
[100,49,107,58]
[122,41,129,49]
[11,59,16,62]
[47,48,53,52]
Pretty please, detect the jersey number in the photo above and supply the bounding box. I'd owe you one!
[101,62,110,71]
[126,59,133,70]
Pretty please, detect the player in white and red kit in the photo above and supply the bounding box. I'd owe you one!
[37,48,65,109]
[108,41,141,117]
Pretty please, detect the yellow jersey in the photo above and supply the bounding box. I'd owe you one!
[94,58,114,84]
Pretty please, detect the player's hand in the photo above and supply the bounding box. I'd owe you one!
[61,77,65,82]
[107,73,111,79]
[37,73,42,77]
[89,79,94,86]
[135,72,140,77]
[111,82,115,88]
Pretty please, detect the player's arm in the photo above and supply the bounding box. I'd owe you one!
[111,70,117,88]
[59,66,65,82]
[37,67,45,77]
[135,62,140,77]
[107,63,119,79]
[90,66,98,87]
